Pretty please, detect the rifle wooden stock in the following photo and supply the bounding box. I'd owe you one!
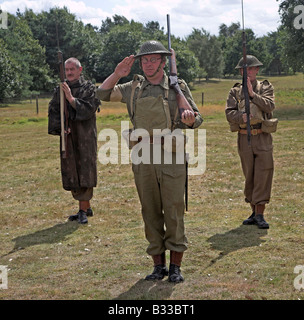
[58,51,68,158]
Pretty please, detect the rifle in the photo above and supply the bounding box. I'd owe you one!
[57,50,69,159]
[167,14,191,211]
[241,0,251,146]
[56,21,69,158]
[166,14,194,118]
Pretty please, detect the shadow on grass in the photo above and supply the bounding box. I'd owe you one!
[114,279,176,300]
[207,224,268,266]
[2,222,79,257]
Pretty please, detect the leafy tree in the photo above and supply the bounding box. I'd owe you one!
[99,14,130,36]
[22,7,102,79]
[0,39,22,102]
[0,13,52,97]
[187,28,224,80]
[218,23,269,76]
[263,31,285,75]
[95,22,144,82]
[170,38,200,84]
[277,0,304,72]
[143,21,165,40]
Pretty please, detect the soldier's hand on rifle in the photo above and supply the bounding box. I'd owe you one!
[62,82,75,105]
[181,110,198,127]
[114,55,135,79]
[242,112,252,123]
[247,77,254,98]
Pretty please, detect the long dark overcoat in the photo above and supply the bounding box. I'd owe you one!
[48,76,99,191]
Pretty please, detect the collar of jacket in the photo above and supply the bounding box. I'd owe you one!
[67,76,86,89]
[141,74,170,91]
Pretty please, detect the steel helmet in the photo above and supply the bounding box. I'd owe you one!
[134,40,172,59]
[235,55,263,69]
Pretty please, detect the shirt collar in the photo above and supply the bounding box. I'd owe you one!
[142,73,169,90]
[67,76,85,88]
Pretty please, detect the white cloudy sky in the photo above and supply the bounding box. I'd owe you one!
[0,0,282,38]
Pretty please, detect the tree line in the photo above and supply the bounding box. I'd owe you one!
[0,0,303,102]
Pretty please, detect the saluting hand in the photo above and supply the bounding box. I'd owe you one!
[114,55,135,78]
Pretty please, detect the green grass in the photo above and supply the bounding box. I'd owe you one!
[0,74,303,300]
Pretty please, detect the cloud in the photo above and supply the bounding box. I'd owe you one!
[0,0,281,37]
[0,0,111,21]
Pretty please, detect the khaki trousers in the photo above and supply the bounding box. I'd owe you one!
[132,149,187,256]
[238,133,274,205]
[71,187,93,201]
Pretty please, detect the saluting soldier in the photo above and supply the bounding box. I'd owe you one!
[225,55,277,229]
[97,41,203,282]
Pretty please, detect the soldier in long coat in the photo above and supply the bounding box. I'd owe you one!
[225,55,276,229]
[48,57,99,224]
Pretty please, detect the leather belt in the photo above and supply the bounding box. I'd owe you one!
[239,129,262,135]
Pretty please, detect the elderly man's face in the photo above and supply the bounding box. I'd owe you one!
[65,62,82,82]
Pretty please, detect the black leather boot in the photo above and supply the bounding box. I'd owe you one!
[68,213,79,221]
[168,264,184,283]
[243,212,255,225]
[77,210,88,224]
[68,208,93,222]
[145,253,168,281]
[243,204,256,225]
[168,251,184,283]
[87,208,93,217]
[253,205,269,229]
[253,214,269,229]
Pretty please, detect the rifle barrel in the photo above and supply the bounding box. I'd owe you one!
[241,5,251,146]
[167,14,172,73]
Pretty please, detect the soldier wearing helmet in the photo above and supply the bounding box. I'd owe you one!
[97,40,203,282]
[225,55,276,229]
[235,55,263,70]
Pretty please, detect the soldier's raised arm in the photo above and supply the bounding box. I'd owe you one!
[102,55,135,89]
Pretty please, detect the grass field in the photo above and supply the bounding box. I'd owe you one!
[0,74,303,300]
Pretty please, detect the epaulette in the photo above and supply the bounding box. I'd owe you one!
[233,82,242,88]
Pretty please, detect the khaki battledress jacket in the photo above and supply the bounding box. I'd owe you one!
[225,79,275,206]
[48,76,99,193]
[97,74,203,255]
